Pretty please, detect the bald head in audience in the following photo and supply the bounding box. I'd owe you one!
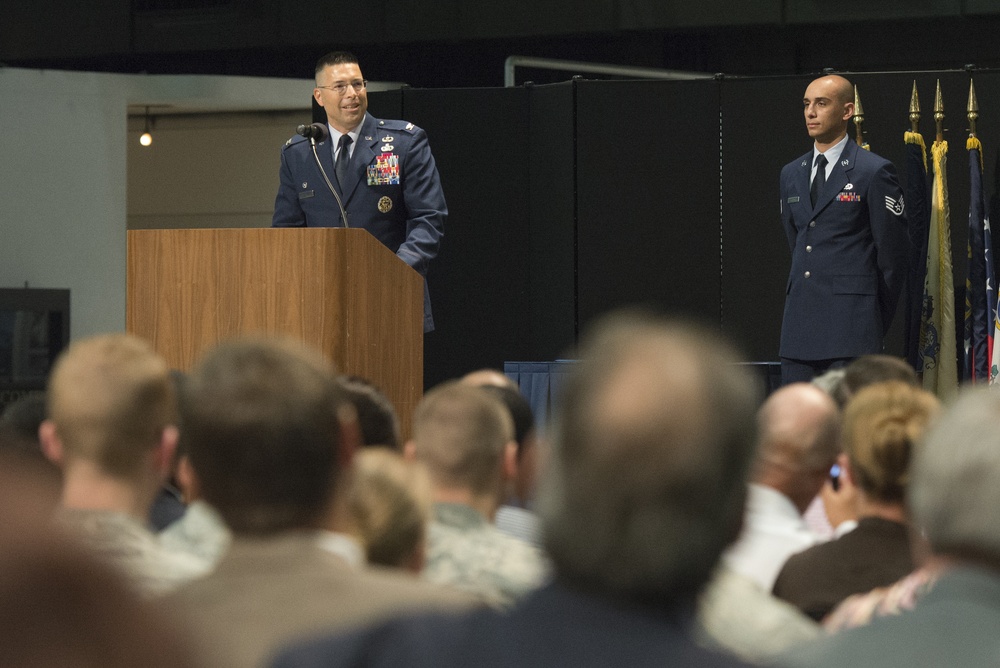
[754,383,841,514]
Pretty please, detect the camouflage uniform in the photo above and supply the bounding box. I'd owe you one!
[58,507,210,598]
[423,502,547,608]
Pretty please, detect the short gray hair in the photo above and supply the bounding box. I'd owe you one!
[537,310,760,604]
[910,387,1000,561]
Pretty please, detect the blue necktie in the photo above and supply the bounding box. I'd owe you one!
[335,134,353,189]
[810,154,827,207]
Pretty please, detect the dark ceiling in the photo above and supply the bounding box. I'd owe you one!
[4,1,1000,87]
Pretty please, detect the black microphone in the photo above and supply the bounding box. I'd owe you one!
[296,123,329,141]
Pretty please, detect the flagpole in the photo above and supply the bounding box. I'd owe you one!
[853,85,870,151]
[922,80,958,401]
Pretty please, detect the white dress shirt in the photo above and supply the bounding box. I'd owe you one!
[722,483,821,590]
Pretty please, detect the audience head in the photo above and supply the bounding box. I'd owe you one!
[39,334,176,489]
[832,354,918,408]
[538,309,760,605]
[179,337,350,535]
[0,403,61,516]
[409,381,515,500]
[460,368,519,392]
[754,382,841,512]
[842,381,939,505]
[0,392,47,455]
[338,376,401,450]
[348,447,432,573]
[460,371,538,501]
[910,387,1000,566]
[0,469,197,668]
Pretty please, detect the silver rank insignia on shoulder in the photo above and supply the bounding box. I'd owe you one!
[285,138,292,146]
[381,144,394,151]
[405,123,414,131]
[378,196,393,213]
[381,136,394,142]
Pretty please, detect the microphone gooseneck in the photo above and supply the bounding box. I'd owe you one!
[297,123,349,228]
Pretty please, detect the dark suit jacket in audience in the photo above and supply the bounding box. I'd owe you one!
[772,517,913,621]
[271,580,756,668]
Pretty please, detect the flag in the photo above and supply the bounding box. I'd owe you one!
[965,137,994,383]
[903,131,930,370]
[920,139,958,401]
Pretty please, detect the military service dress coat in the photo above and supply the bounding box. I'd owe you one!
[272,112,446,331]
[779,137,908,361]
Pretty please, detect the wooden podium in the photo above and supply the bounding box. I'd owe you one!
[127,228,424,436]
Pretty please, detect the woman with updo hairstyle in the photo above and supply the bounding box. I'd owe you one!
[772,380,939,622]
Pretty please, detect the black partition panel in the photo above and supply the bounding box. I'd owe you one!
[399,87,532,388]
[364,72,1000,390]
[575,79,723,333]
[365,88,403,121]
[527,82,577,360]
[720,76,813,363]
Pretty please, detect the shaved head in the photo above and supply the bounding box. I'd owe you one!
[811,74,854,104]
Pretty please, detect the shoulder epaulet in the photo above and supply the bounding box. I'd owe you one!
[375,119,418,134]
[282,135,310,151]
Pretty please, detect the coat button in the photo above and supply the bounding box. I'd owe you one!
[804,271,811,278]
[809,220,816,227]
[806,245,813,252]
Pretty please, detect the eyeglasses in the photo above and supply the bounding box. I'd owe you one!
[316,80,368,95]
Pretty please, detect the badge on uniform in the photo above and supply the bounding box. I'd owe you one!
[885,194,905,216]
[787,196,800,203]
[837,192,861,202]
[367,152,400,186]
[378,196,393,213]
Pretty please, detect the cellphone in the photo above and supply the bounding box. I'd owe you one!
[829,463,841,491]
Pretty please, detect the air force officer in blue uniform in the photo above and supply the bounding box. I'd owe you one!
[272,51,446,332]
[779,75,908,384]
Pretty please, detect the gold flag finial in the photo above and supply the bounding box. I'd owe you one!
[853,85,866,147]
[934,79,945,143]
[909,81,921,133]
[968,79,979,138]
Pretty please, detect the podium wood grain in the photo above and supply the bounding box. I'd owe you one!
[127,228,423,436]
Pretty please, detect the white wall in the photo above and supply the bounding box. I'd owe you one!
[0,68,312,340]
[127,110,306,230]
[0,68,130,340]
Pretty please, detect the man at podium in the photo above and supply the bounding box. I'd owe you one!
[272,51,447,333]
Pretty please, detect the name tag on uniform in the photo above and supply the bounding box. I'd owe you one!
[298,190,315,200]
[787,196,800,203]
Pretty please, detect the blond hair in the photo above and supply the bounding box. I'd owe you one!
[47,334,174,478]
[843,381,939,503]
[348,448,432,568]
